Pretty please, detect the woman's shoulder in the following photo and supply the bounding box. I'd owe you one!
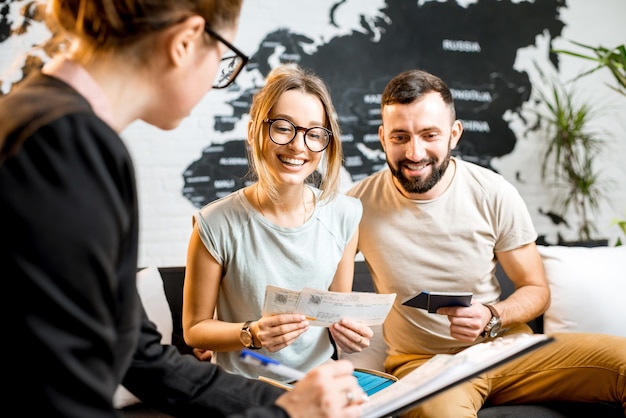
[315,189,363,225]
[195,189,249,222]
[316,188,361,210]
[336,191,363,212]
[1,73,112,152]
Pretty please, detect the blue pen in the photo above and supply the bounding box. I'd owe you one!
[240,349,306,381]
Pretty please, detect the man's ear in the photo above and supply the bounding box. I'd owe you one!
[167,15,207,67]
[378,124,386,152]
[450,119,463,150]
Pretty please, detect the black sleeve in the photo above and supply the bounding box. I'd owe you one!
[122,308,290,418]
[2,98,142,418]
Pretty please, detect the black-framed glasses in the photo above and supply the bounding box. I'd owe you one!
[264,118,332,152]
[204,25,249,89]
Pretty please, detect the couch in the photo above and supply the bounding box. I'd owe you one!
[121,245,625,417]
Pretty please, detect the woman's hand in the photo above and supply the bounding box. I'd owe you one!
[275,359,366,418]
[329,319,373,354]
[192,348,213,361]
[255,314,310,352]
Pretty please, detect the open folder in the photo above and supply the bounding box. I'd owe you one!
[259,367,398,397]
[259,333,553,418]
[360,333,553,418]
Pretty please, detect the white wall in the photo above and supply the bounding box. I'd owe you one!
[494,0,626,245]
[1,0,624,267]
[131,0,626,266]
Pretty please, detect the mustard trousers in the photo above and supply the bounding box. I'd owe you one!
[385,328,626,418]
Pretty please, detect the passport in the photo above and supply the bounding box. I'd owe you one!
[401,290,473,313]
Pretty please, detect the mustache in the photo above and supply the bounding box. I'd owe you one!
[399,157,435,167]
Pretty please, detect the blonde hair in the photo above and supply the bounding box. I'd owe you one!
[247,64,343,203]
[45,0,243,62]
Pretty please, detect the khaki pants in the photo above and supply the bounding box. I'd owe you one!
[385,327,626,418]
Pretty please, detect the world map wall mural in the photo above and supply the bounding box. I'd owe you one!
[181,0,564,208]
[2,0,624,266]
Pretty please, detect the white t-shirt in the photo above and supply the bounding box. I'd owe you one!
[347,158,537,355]
[194,186,362,378]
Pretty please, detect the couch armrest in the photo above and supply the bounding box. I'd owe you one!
[158,267,194,355]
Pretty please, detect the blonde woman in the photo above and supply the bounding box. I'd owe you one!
[183,64,373,380]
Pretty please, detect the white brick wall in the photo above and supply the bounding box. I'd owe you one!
[2,0,625,267]
[127,0,625,267]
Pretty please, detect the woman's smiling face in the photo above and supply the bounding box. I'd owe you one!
[264,89,326,186]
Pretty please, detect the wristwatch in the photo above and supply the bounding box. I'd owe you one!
[482,304,502,338]
[240,320,261,349]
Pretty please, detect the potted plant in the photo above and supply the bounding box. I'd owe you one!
[549,41,625,246]
[534,78,608,245]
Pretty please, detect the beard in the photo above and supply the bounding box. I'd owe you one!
[388,146,452,195]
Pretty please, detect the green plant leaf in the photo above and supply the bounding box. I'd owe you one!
[533,77,608,241]
[552,41,626,96]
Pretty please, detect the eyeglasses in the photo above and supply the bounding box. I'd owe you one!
[204,25,249,89]
[264,118,332,152]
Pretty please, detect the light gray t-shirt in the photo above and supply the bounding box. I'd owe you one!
[347,158,537,355]
[194,186,362,379]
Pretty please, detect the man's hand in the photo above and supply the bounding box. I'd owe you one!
[437,303,493,342]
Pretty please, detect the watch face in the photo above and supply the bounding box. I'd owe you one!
[240,329,253,347]
[489,320,502,338]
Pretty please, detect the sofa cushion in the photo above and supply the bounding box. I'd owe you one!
[537,245,626,337]
[135,262,621,417]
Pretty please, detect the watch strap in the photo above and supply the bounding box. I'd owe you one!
[482,304,500,338]
[484,304,500,319]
